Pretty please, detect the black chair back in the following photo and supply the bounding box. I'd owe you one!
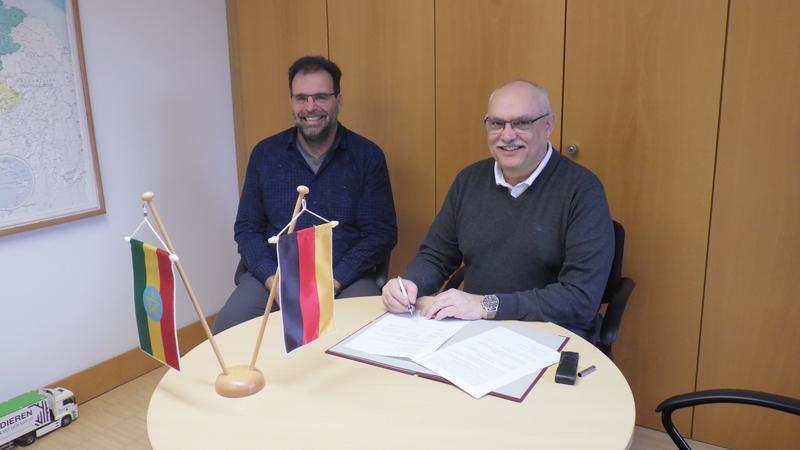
[598,220,635,359]
[606,221,625,295]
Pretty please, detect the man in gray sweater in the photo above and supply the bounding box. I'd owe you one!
[382,80,613,341]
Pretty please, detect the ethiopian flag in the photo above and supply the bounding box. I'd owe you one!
[129,239,180,370]
[278,223,334,353]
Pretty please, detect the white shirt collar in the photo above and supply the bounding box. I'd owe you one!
[494,143,553,198]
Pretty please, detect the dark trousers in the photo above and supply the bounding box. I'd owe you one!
[212,272,381,334]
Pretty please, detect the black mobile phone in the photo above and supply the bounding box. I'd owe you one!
[555,351,579,385]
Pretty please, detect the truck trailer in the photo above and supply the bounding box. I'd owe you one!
[0,388,78,448]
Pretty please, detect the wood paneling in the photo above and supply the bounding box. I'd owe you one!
[562,0,728,430]
[227,0,328,187]
[694,1,800,448]
[435,0,566,208]
[328,0,435,274]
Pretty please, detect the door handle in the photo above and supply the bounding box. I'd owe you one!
[566,144,579,155]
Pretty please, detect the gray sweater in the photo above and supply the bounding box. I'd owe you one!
[403,152,614,338]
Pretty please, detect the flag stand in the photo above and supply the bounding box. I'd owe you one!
[139,192,242,396]
[246,186,309,375]
[138,186,321,398]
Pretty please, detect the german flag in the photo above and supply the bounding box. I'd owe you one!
[130,239,180,370]
[278,223,334,353]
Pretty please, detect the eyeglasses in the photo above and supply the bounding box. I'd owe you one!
[484,112,550,133]
[291,92,337,105]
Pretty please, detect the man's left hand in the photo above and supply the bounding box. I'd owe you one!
[422,289,486,320]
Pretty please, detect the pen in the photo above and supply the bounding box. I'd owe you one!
[396,276,414,317]
[577,365,596,378]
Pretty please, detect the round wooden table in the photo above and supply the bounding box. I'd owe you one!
[148,296,635,449]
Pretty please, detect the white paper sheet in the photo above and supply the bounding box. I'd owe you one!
[343,313,469,359]
[412,326,561,399]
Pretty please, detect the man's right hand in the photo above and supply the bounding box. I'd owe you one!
[265,275,276,289]
[381,278,418,313]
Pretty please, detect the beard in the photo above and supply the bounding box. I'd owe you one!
[296,112,337,143]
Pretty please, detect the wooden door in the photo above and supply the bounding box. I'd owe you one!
[227,0,328,186]
[328,0,435,273]
[562,0,728,430]
[694,1,800,448]
[435,0,566,208]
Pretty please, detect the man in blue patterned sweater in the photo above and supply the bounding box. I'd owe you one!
[214,56,397,334]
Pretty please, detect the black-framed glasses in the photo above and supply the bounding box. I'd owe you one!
[484,112,550,133]
[291,92,337,105]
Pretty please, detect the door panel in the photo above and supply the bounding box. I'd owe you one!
[435,0,566,209]
[328,0,435,274]
[562,0,728,430]
[695,1,800,448]
[228,0,328,186]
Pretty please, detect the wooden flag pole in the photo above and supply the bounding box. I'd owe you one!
[248,185,309,370]
[140,193,233,383]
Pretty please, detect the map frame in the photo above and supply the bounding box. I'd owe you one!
[0,0,104,237]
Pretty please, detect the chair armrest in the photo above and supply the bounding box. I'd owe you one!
[656,389,800,450]
[657,389,800,415]
[374,255,391,289]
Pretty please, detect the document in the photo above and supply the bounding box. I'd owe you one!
[412,326,561,399]
[327,317,569,401]
[343,313,468,359]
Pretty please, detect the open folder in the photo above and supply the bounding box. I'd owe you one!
[326,314,569,402]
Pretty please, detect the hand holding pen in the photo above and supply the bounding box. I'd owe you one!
[397,276,414,317]
[380,276,418,315]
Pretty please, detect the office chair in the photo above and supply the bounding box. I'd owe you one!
[440,220,635,359]
[655,389,800,450]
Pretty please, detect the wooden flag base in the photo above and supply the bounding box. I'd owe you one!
[215,365,265,398]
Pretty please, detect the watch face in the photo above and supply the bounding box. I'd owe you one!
[482,295,499,311]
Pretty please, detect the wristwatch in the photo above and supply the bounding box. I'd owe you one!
[481,294,499,320]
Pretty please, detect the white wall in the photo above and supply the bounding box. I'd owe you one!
[0,0,239,401]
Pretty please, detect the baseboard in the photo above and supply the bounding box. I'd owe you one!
[48,315,216,404]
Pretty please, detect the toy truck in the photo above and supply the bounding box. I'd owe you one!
[0,388,78,448]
